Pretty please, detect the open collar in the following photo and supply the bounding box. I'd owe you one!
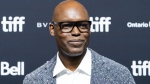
[53,48,92,77]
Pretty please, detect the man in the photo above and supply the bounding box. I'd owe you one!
[23,0,136,84]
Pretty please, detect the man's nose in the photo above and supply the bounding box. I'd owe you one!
[71,26,80,36]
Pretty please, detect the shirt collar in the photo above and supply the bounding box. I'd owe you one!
[53,52,66,77]
[53,48,92,77]
[76,48,91,75]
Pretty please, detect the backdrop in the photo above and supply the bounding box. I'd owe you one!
[0,0,150,84]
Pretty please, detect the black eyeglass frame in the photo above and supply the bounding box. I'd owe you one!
[51,21,92,33]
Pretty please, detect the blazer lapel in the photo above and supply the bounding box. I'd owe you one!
[90,49,97,84]
[43,56,57,84]
[90,49,104,84]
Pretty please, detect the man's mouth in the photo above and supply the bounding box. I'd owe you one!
[67,40,85,47]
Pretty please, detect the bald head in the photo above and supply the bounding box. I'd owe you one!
[52,0,89,22]
[49,0,91,59]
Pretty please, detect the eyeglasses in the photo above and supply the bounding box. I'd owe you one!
[52,21,92,33]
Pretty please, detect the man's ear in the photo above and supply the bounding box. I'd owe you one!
[49,24,55,36]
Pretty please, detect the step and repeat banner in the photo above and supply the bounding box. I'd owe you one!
[0,0,150,84]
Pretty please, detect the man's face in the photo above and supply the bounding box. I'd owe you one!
[51,7,90,56]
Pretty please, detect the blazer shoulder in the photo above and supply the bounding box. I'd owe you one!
[90,48,135,84]
[90,48,124,68]
[23,56,56,84]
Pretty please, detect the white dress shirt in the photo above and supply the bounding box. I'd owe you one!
[53,48,92,84]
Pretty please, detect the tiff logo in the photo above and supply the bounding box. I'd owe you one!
[0,61,25,76]
[131,60,150,76]
[1,16,25,32]
[90,17,111,32]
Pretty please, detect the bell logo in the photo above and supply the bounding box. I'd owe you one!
[0,61,25,76]
[1,16,25,32]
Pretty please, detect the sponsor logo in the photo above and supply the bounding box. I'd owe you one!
[131,60,150,76]
[1,16,25,32]
[127,21,150,28]
[37,22,51,28]
[0,61,25,76]
[36,17,112,32]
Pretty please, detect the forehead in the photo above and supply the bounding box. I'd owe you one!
[58,9,88,22]
[53,1,89,22]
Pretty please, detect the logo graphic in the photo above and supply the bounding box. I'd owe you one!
[90,17,111,32]
[0,61,25,76]
[127,21,150,28]
[37,22,51,28]
[1,16,25,32]
[131,60,150,76]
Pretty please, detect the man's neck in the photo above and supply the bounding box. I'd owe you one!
[58,50,86,72]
